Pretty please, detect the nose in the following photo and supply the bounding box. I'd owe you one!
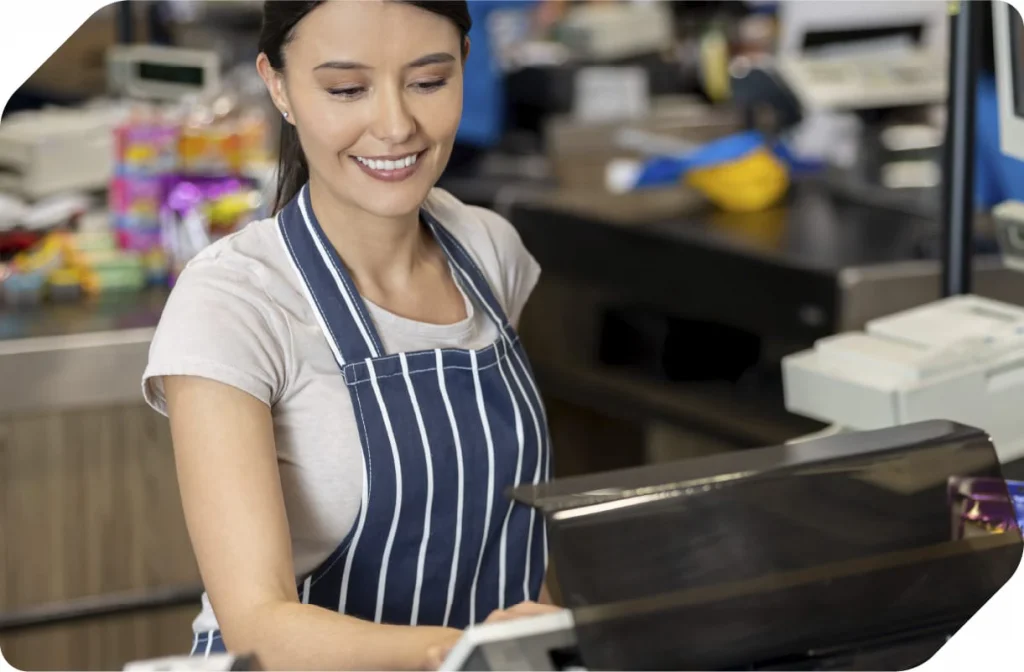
[370,86,416,146]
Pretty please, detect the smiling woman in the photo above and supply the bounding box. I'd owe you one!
[259,1,469,219]
[140,1,559,670]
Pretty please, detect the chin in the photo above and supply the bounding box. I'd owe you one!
[341,166,440,219]
[352,189,432,220]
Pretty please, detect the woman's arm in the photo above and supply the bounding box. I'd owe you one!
[165,375,460,671]
[539,579,555,605]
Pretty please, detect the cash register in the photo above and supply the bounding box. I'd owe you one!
[440,420,1022,671]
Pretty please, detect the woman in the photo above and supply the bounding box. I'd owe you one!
[142,2,558,669]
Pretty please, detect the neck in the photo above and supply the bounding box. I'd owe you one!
[307,175,434,294]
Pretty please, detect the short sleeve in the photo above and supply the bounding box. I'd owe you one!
[470,206,542,327]
[142,259,290,415]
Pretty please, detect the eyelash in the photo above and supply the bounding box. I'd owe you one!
[327,79,448,99]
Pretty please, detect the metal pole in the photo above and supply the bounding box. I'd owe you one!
[941,0,979,297]
[116,1,135,44]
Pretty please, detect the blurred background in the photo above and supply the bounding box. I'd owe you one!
[0,0,1019,669]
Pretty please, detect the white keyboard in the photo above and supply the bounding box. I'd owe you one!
[777,52,948,111]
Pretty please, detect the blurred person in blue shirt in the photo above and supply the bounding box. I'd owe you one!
[449,0,554,172]
[975,0,1024,211]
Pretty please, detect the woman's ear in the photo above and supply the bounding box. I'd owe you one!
[256,53,294,125]
[462,36,471,62]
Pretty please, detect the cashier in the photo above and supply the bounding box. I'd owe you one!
[141,1,558,669]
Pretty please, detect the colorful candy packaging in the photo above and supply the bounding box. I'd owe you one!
[948,476,1024,540]
[159,177,263,284]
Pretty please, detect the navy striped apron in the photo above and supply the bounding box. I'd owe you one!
[191,185,550,656]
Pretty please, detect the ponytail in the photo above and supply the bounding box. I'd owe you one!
[273,120,309,213]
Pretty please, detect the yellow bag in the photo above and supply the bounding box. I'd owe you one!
[686,147,790,213]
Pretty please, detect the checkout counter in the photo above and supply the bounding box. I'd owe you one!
[0,289,201,670]
[3,165,1022,670]
[442,420,1022,671]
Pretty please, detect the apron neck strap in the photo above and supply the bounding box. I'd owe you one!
[278,185,512,367]
[278,184,384,365]
[422,207,512,332]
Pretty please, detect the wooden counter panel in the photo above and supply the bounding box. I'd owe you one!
[1,404,200,670]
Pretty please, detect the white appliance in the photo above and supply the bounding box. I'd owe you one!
[774,0,949,111]
[784,295,1024,462]
[0,106,123,200]
[440,609,576,671]
[107,45,220,102]
[776,0,949,57]
[777,52,947,112]
[558,2,674,61]
[782,2,1024,464]
[994,1,1024,163]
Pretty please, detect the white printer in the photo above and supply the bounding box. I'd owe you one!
[0,106,123,200]
[784,295,1024,462]
[774,0,949,112]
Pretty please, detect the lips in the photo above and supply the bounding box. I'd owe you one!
[350,151,424,182]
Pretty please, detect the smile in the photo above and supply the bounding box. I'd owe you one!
[351,152,423,182]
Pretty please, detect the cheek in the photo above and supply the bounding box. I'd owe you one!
[415,89,463,141]
[294,97,366,159]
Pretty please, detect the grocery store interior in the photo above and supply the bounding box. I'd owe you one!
[3,1,1024,670]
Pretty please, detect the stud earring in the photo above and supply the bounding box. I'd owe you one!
[282,111,289,119]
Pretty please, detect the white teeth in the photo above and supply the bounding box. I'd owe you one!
[356,153,418,171]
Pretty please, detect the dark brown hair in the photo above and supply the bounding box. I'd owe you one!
[259,1,472,213]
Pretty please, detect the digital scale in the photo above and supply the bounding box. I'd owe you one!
[0,46,221,201]
[107,44,221,102]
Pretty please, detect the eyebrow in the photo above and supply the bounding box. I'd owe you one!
[313,52,455,71]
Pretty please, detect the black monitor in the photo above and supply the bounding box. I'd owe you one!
[513,420,1021,670]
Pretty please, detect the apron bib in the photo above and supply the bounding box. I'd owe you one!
[191,185,550,656]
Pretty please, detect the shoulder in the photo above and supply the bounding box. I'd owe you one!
[173,216,308,316]
[185,216,290,285]
[424,188,531,269]
[164,219,275,318]
[162,215,304,350]
[144,218,297,412]
[424,188,541,326]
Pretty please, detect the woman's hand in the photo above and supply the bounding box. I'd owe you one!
[424,601,564,669]
[483,600,563,624]
[421,628,463,671]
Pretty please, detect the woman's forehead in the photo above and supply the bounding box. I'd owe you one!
[287,1,461,67]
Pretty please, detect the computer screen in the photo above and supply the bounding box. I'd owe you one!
[994,1,1024,160]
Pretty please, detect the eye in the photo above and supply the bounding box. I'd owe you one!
[411,78,447,93]
[327,86,366,100]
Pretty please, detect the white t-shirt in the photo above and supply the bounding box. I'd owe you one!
[142,188,541,633]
